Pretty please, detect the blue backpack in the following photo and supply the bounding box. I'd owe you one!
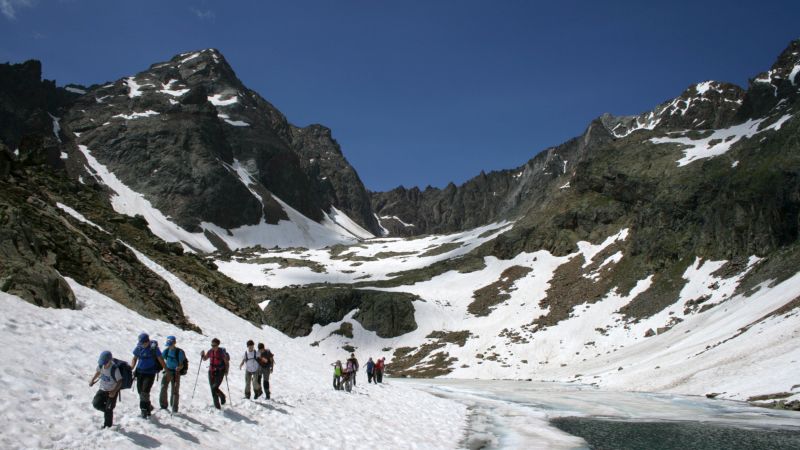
[110,358,134,389]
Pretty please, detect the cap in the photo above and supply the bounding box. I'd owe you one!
[98,351,112,367]
[166,335,176,346]
[138,332,150,344]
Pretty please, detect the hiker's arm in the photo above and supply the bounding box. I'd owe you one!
[110,379,122,397]
[157,355,166,370]
[89,370,100,387]
[131,356,139,372]
[239,355,244,370]
[200,350,207,361]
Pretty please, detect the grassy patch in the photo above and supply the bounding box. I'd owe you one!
[248,256,327,273]
[468,265,533,316]
[419,242,463,257]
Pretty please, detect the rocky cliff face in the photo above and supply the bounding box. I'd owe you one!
[61,49,380,247]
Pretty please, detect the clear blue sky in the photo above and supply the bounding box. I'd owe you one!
[1,1,798,191]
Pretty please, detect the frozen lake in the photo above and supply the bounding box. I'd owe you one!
[400,379,800,449]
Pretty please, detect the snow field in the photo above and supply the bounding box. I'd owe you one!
[221,221,800,403]
[0,250,467,449]
[214,220,513,287]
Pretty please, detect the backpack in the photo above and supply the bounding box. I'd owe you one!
[137,341,163,373]
[208,347,228,372]
[110,358,134,389]
[258,349,273,368]
[165,347,189,376]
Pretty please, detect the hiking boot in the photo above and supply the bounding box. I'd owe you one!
[220,393,226,405]
[254,392,261,400]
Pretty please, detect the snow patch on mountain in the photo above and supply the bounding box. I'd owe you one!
[380,215,415,228]
[325,206,375,240]
[208,93,238,106]
[65,86,87,94]
[112,110,159,120]
[159,79,190,97]
[77,145,218,252]
[790,63,800,86]
[57,202,107,232]
[124,77,150,98]
[48,113,61,143]
[651,114,794,166]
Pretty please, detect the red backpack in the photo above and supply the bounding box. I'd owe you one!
[208,347,228,372]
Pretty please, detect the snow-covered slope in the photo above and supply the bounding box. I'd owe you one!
[78,145,371,252]
[0,255,464,449]
[218,225,800,404]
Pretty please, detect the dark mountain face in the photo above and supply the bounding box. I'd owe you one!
[61,49,381,239]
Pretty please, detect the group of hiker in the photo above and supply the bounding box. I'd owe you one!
[90,333,274,428]
[332,353,385,392]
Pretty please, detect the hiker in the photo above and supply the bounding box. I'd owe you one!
[332,360,343,390]
[200,338,229,409]
[365,357,375,384]
[342,357,356,392]
[131,332,166,418]
[240,340,262,400]
[257,343,275,399]
[374,357,385,383]
[90,351,122,428]
[159,335,185,413]
[347,353,360,386]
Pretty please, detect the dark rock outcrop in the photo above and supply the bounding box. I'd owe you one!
[263,287,418,338]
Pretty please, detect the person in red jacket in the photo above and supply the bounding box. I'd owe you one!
[374,357,385,383]
[200,338,229,409]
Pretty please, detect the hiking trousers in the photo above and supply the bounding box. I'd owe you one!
[92,389,117,428]
[261,366,272,398]
[136,372,156,415]
[375,369,383,383]
[367,371,374,383]
[244,370,262,399]
[209,370,226,409]
[159,370,180,412]
[333,375,341,390]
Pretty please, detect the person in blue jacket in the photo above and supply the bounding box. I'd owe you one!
[131,332,166,418]
[159,335,185,412]
[365,357,376,384]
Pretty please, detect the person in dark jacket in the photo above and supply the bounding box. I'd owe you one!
[365,357,375,384]
[346,353,359,386]
[257,343,275,399]
[131,332,166,418]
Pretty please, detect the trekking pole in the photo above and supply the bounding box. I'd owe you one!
[225,373,234,407]
[191,360,203,401]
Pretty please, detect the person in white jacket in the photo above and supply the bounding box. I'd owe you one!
[239,340,263,399]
